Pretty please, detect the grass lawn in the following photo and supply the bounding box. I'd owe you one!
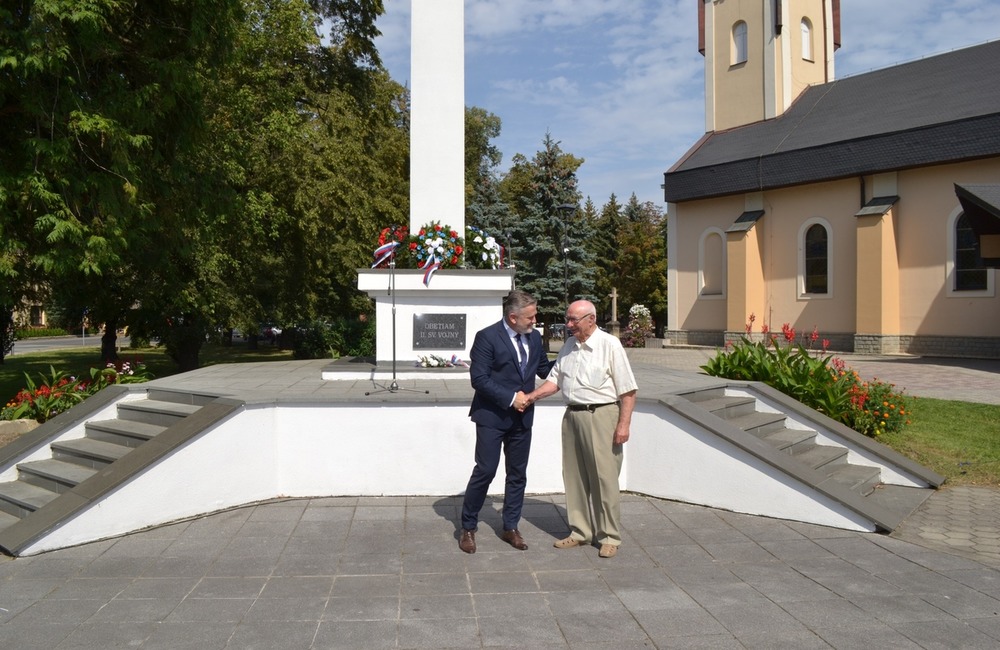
[1,343,997,488]
[0,343,293,447]
[881,397,1000,488]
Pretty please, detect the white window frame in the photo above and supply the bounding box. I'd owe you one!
[798,217,832,299]
[732,21,748,65]
[698,228,727,299]
[800,18,813,61]
[946,206,995,297]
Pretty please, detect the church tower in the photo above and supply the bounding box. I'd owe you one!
[699,0,840,132]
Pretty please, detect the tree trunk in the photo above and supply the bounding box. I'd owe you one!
[174,342,202,373]
[164,316,205,373]
[100,321,120,365]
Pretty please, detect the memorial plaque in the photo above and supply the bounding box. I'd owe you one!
[413,313,466,349]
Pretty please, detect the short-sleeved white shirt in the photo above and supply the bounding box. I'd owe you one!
[545,328,638,405]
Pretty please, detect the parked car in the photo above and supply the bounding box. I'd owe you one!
[260,323,283,343]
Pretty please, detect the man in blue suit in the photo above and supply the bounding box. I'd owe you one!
[460,290,554,553]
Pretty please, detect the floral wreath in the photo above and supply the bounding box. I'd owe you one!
[465,226,503,269]
[409,221,464,269]
[372,225,409,268]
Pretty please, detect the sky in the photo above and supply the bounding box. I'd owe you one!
[373,0,1000,209]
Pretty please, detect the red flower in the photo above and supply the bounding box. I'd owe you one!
[455,245,463,255]
[781,323,795,343]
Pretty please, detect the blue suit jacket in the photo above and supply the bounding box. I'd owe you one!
[468,321,554,430]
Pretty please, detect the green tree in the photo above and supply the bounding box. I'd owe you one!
[590,193,624,322]
[615,197,667,332]
[138,0,403,369]
[1,0,242,367]
[465,106,502,207]
[1,0,402,371]
[500,133,594,322]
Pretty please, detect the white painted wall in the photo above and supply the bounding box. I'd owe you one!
[356,269,513,364]
[20,393,927,554]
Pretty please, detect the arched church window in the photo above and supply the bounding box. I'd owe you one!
[699,229,726,297]
[955,213,987,291]
[732,22,748,65]
[804,223,828,294]
[800,18,813,61]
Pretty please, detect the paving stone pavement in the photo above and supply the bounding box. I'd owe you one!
[0,348,997,648]
[630,347,1000,569]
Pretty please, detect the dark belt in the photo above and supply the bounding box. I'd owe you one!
[566,401,619,412]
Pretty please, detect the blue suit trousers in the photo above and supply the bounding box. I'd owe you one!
[461,423,532,531]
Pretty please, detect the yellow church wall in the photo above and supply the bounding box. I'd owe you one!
[750,179,859,336]
[709,0,767,131]
[672,196,741,332]
[669,160,1000,346]
[895,160,1000,337]
[787,0,828,100]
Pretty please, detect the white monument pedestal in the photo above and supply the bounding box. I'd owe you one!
[332,268,513,380]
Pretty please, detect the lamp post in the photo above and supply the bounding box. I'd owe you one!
[555,203,576,313]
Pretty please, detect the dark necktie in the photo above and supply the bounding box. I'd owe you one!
[516,334,528,375]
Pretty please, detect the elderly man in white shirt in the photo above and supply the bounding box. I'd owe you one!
[525,299,637,558]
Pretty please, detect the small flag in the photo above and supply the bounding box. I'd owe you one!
[422,255,441,286]
[372,241,398,268]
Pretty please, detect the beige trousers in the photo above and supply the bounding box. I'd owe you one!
[561,404,623,546]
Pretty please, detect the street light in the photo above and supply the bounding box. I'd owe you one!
[555,204,576,313]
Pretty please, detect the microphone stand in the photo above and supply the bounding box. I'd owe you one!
[366,239,429,396]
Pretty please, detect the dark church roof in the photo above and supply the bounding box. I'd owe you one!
[663,40,1000,203]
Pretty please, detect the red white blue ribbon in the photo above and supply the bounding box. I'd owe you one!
[421,255,441,286]
[372,241,398,268]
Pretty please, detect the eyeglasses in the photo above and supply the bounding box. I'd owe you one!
[565,314,594,324]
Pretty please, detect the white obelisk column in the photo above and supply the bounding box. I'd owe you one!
[410,0,464,235]
[353,0,511,371]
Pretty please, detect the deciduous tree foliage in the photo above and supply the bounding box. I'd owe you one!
[1,0,404,371]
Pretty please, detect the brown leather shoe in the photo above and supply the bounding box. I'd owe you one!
[501,529,528,550]
[459,529,476,554]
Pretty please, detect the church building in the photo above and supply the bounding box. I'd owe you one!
[662,0,1000,357]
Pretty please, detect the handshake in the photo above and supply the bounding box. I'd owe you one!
[513,391,537,412]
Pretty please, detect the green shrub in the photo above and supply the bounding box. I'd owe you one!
[15,328,72,339]
[701,317,912,438]
[290,318,375,360]
[1,360,152,423]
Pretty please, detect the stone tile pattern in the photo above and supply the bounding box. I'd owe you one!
[1,495,999,649]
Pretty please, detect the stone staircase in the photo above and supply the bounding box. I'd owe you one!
[679,385,942,531]
[0,389,213,543]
